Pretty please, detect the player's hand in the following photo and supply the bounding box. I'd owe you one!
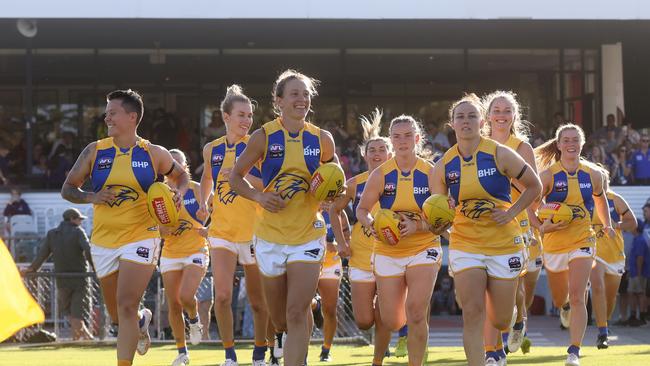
[159,225,173,236]
[197,226,208,238]
[171,189,182,211]
[398,213,418,237]
[540,217,569,234]
[219,168,232,180]
[89,187,116,205]
[197,204,209,222]
[256,191,286,213]
[491,208,515,226]
[320,201,333,212]
[20,267,34,276]
[337,242,351,259]
[430,221,451,236]
[326,241,337,253]
[365,220,381,241]
[602,226,616,238]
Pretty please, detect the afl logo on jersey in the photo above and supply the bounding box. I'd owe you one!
[446,171,460,185]
[383,182,396,196]
[554,180,568,192]
[211,154,224,167]
[459,199,495,219]
[97,157,113,170]
[269,143,284,159]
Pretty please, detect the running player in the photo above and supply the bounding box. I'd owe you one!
[356,114,441,366]
[197,85,269,366]
[535,123,615,366]
[229,70,338,366]
[481,91,541,361]
[328,109,395,366]
[590,171,637,349]
[317,209,342,362]
[160,149,209,366]
[61,89,189,366]
[430,94,542,366]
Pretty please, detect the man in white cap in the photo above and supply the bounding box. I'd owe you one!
[23,208,94,340]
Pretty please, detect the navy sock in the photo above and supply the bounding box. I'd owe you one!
[486,351,500,360]
[398,325,408,337]
[567,345,580,356]
[253,345,267,361]
[178,346,187,355]
[598,327,608,336]
[513,321,524,331]
[138,313,145,328]
[225,346,237,361]
[321,345,330,354]
[188,316,199,324]
[501,332,509,344]
[496,348,506,360]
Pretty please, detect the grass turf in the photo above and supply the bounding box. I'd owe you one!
[1,343,649,365]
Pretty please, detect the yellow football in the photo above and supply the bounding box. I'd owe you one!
[310,162,345,201]
[146,182,179,227]
[422,194,455,228]
[538,202,573,224]
[373,209,401,246]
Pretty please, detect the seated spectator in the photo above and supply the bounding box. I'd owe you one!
[586,143,608,167]
[609,145,633,185]
[431,276,457,315]
[4,187,33,233]
[22,208,94,340]
[629,134,650,185]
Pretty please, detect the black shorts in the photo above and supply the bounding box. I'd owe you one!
[618,271,629,294]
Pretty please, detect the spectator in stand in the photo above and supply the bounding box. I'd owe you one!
[431,276,458,315]
[22,208,94,340]
[627,203,650,326]
[3,187,32,234]
[629,133,650,185]
[203,112,225,143]
[0,143,9,185]
[48,130,76,161]
[594,114,620,142]
[609,145,633,186]
[586,143,608,167]
[425,122,450,155]
[48,149,74,189]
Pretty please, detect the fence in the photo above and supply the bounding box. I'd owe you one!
[13,268,370,345]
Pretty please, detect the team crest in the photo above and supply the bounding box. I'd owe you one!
[173,219,193,236]
[216,181,238,204]
[362,225,372,237]
[459,199,495,219]
[105,185,139,207]
[568,205,586,220]
[272,173,309,200]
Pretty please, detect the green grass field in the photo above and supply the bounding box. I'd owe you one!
[1,343,649,366]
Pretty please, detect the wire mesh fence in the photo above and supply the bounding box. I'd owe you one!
[12,267,370,345]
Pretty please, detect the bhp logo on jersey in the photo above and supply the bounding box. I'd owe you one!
[152,197,172,225]
[478,168,497,178]
[211,154,224,167]
[414,186,429,195]
[383,182,396,196]
[579,182,592,189]
[132,161,149,169]
[554,180,568,192]
[97,157,113,170]
[304,145,320,157]
[269,143,284,159]
[447,171,460,185]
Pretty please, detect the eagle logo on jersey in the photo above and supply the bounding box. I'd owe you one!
[362,225,373,237]
[459,199,495,219]
[105,185,139,207]
[216,181,238,204]
[568,204,586,221]
[173,219,193,236]
[271,173,309,200]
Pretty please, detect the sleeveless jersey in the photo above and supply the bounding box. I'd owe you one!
[543,160,597,254]
[256,118,326,244]
[207,135,261,243]
[162,181,209,258]
[504,135,532,240]
[442,137,523,255]
[594,192,625,264]
[349,171,375,271]
[90,137,159,248]
[375,157,440,257]
[529,227,543,260]
[322,210,341,269]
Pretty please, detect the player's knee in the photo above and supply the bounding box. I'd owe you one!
[460,301,484,324]
[179,292,196,309]
[286,304,308,324]
[322,302,337,318]
[355,314,374,330]
[214,291,232,309]
[249,300,267,316]
[116,297,139,316]
[406,305,427,325]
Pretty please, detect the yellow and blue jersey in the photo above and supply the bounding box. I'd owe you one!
[543,160,597,253]
[349,171,375,271]
[504,135,531,239]
[594,192,624,264]
[90,137,159,248]
[207,135,261,243]
[321,210,341,268]
[374,157,440,258]
[256,118,326,244]
[162,181,208,258]
[529,227,543,259]
[443,137,523,255]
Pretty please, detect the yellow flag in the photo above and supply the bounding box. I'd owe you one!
[0,238,45,341]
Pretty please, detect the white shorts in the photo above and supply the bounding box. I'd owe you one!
[527,256,544,273]
[449,249,524,280]
[209,237,256,265]
[91,238,160,278]
[254,237,325,277]
[595,257,625,277]
[374,247,442,278]
[543,247,595,273]
[349,267,375,282]
[320,262,342,280]
[160,251,210,273]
